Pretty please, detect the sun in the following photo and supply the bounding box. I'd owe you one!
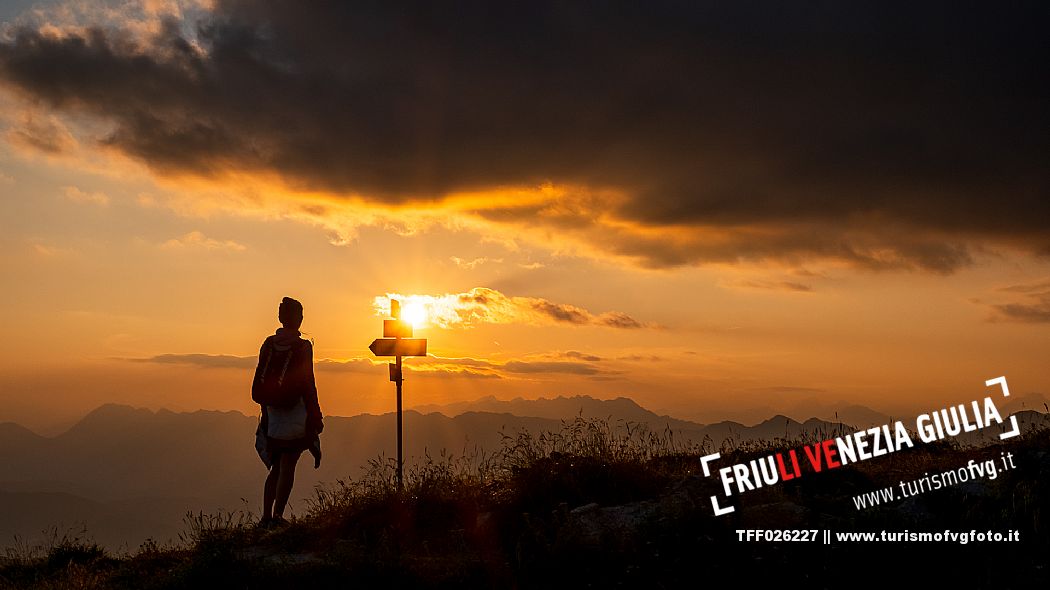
[401,302,427,328]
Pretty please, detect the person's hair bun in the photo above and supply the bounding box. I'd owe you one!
[279,297,304,322]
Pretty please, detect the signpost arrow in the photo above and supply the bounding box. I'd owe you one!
[369,338,427,357]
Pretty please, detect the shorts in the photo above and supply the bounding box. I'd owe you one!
[266,436,309,457]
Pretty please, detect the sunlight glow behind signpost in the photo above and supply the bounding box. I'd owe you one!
[401,302,426,328]
[368,299,428,490]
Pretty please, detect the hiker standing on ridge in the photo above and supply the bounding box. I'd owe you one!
[252,297,323,527]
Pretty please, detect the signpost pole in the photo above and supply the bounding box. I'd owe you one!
[395,353,403,491]
[391,298,404,492]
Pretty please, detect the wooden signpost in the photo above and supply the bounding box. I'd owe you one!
[368,299,427,490]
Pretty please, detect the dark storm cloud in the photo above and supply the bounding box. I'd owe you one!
[1,1,1047,271]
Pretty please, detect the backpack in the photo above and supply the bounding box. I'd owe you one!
[252,338,305,408]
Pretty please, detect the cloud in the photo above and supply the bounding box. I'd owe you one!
[450,256,499,269]
[617,354,662,362]
[723,279,814,293]
[409,366,501,380]
[594,312,644,329]
[127,353,255,368]
[63,185,110,206]
[133,353,502,378]
[314,358,380,373]
[160,230,246,251]
[1000,302,1050,323]
[405,355,502,379]
[998,279,1050,295]
[418,355,495,370]
[560,351,602,362]
[374,287,648,329]
[978,279,1050,324]
[986,279,1050,323]
[502,361,602,376]
[415,353,609,377]
[419,353,612,378]
[316,356,497,379]
[317,354,504,379]
[1,2,1046,272]
[128,350,612,379]
[319,353,593,379]
[754,386,827,395]
[526,300,589,324]
[5,110,78,154]
[31,243,76,257]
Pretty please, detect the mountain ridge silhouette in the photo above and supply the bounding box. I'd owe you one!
[2,397,1046,550]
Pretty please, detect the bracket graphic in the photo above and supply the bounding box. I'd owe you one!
[700,452,735,516]
[985,376,1020,440]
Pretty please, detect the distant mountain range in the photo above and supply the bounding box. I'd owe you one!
[1,396,1046,551]
[414,395,703,430]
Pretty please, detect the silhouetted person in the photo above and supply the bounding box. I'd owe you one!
[252,297,323,527]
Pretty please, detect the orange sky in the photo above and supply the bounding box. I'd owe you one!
[1,139,1047,434]
[1,1,1048,434]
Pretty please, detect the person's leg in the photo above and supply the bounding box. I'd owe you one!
[273,449,302,518]
[263,454,281,521]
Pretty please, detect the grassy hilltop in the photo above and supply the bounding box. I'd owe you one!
[2,416,1048,588]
